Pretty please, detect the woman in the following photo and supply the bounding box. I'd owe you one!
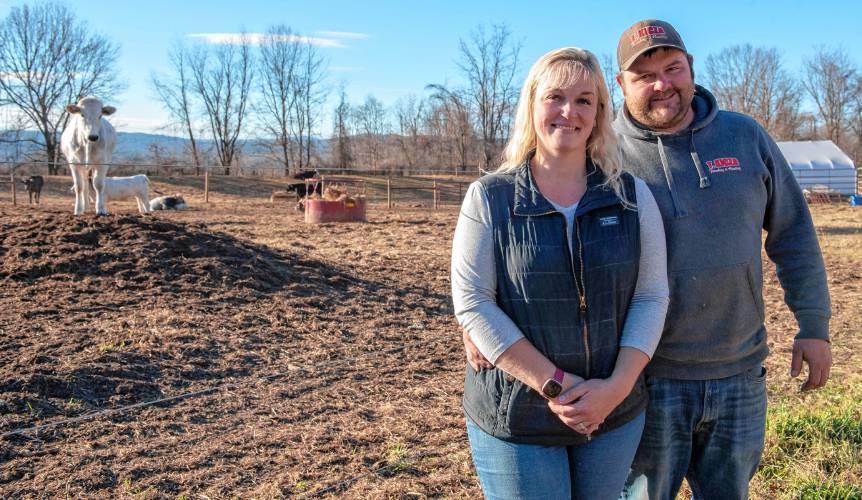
[451,48,669,499]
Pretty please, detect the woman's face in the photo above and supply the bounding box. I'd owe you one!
[532,77,598,158]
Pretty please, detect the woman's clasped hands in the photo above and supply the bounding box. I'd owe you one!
[549,377,630,436]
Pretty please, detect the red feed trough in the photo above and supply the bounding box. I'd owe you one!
[304,197,367,223]
[303,177,367,223]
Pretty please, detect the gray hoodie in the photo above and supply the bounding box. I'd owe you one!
[613,86,831,380]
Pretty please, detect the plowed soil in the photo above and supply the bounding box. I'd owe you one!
[0,183,860,499]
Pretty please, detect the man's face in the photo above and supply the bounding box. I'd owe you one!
[617,48,695,133]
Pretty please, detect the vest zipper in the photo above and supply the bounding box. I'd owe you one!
[574,217,590,379]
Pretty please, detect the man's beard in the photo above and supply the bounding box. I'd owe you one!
[628,85,695,131]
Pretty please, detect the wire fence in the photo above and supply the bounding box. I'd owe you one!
[0,159,482,177]
[0,159,476,209]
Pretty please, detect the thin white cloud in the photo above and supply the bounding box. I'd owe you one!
[315,31,370,40]
[186,33,345,48]
[0,71,26,80]
[1,70,91,80]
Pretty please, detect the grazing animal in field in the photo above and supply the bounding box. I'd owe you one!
[22,175,44,204]
[149,194,187,211]
[285,182,322,201]
[291,169,319,181]
[81,175,152,214]
[60,96,117,215]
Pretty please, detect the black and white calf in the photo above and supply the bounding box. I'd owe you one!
[285,182,322,201]
[291,169,319,181]
[149,194,188,211]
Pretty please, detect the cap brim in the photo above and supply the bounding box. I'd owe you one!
[620,43,686,71]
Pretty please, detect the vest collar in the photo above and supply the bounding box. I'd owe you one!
[512,152,620,217]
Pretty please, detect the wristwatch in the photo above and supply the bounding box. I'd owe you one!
[541,368,565,399]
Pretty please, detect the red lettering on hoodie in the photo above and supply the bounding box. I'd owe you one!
[706,157,741,173]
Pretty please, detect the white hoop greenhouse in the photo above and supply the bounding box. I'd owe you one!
[776,140,857,195]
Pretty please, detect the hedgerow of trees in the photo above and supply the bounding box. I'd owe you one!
[1,3,860,175]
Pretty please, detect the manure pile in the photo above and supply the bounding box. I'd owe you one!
[0,210,339,296]
[0,207,469,498]
[0,209,360,434]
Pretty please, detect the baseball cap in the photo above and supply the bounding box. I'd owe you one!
[617,19,687,71]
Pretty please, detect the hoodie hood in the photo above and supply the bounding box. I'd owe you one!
[614,85,720,217]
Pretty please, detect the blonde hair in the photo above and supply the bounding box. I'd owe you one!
[498,47,630,204]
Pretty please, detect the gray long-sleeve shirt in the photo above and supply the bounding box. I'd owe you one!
[452,177,669,364]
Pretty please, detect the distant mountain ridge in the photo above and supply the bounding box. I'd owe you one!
[0,130,202,161]
[0,130,328,163]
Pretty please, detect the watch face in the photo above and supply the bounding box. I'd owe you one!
[542,379,563,398]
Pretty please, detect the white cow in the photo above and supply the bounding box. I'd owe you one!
[60,96,117,215]
[75,175,152,214]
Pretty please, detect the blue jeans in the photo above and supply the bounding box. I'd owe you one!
[467,411,645,500]
[622,366,767,500]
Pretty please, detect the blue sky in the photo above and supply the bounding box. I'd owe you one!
[1,0,860,136]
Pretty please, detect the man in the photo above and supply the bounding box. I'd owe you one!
[609,20,831,499]
[462,19,832,500]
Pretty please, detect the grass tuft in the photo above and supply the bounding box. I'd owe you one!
[797,480,862,499]
[754,376,862,499]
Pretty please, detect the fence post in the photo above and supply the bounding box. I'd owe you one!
[433,181,438,209]
[387,178,391,209]
[204,169,209,203]
[10,170,16,206]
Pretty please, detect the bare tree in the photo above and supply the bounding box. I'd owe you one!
[0,2,122,174]
[331,83,352,171]
[151,41,202,173]
[705,45,803,140]
[293,39,328,171]
[393,94,428,171]
[850,75,862,166]
[601,53,621,116]
[188,35,254,174]
[256,27,327,175]
[802,46,858,148]
[353,95,388,170]
[456,24,521,169]
[256,25,302,176]
[427,84,474,172]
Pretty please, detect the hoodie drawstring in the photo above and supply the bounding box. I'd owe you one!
[656,136,687,218]
[689,131,711,189]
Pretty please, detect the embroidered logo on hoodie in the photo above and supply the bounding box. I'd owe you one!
[706,157,742,173]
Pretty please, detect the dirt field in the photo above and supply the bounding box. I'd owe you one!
[1,178,860,498]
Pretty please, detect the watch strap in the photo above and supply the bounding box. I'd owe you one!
[553,367,564,384]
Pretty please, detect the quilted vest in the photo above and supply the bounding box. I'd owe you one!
[462,158,646,445]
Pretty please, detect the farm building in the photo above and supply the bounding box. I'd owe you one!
[776,140,858,195]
